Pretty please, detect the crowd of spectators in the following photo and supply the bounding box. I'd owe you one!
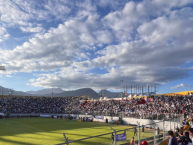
[0,96,81,114]
[0,92,193,120]
[80,94,193,119]
[169,117,193,145]
[0,96,11,113]
[2,92,193,145]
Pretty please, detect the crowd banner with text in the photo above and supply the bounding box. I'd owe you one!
[94,116,104,119]
[116,132,127,141]
[40,114,52,118]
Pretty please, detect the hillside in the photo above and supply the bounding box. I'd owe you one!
[26,88,64,94]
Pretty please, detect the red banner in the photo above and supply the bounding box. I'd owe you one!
[137,98,146,105]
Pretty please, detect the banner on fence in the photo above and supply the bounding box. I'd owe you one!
[40,114,52,118]
[94,116,104,120]
[116,132,127,141]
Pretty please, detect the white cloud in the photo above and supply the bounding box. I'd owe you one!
[28,63,190,90]
[0,27,10,42]
[94,30,114,44]
[171,84,192,89]
[0,0,71,25]
[0,0,32,26]
[0,16,107,73]
[1,0,193,91]
[44,0,71,20]
[20,26,44,33]
[102,0,193,41]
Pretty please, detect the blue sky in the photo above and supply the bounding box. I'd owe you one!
[0,0,193,94]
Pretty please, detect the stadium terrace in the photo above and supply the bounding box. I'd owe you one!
[1,93,193,119]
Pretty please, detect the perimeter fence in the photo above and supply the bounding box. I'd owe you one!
[79,111,184,121]
[55,113,182,145]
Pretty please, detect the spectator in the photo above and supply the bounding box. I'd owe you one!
[1,94,193,119]
[141,125,145,137]
[176,131,184,143]
[134,127,137,136]
[189,119,193,128]
[167,131,178,145]
[111,133,114,145]
[189,128,193,143]
[140,141,148,145]
[130,137,135,145]
[157,127,160,139]
[183,119,187,126]
[184,122,191,139]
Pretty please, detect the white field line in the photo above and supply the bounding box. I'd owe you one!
[12,121,45,132]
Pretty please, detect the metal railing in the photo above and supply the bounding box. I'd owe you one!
[119,113,183,121]
[56,114,181,145]
[55,128,130,145]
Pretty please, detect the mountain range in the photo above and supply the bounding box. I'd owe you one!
[26,88,64,94]
[0,86,124,99]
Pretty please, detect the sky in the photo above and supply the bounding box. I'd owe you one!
[0,0,193,94]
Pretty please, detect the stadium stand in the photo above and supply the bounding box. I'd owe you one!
[0,92,193,119]
[1,91,193,145]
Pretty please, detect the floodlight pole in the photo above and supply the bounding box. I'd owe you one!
[120,80,123,98]
[0,66,6,96]
[1,86,3,96]
[0,65,6,96]
[136,84,139,96]
[126,86,128,96]
[131,85,132,97]
[52,85,54,98]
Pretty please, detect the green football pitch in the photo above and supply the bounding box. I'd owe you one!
[0,118,155,145]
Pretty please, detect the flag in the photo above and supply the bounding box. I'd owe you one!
[125,90,127,95]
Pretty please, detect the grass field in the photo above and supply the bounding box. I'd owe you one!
[0,118,155,145]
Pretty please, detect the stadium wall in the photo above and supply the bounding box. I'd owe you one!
[89,116,180,131]
[122,118,180,131]
[9,113,94,118]
[9,113,180,131]
[10,113,64,117]
[93,116,119,123]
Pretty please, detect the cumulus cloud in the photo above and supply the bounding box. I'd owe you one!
[102,0,193,41]
[44,0,71,20]
[0,0,193,90]
[20,26,44,33]
[0,0,31,26]
[0,0,72,26]
[171,84,192,89]
[0,15,111,73]
[0,27,10,42]
[28,64,191,90]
